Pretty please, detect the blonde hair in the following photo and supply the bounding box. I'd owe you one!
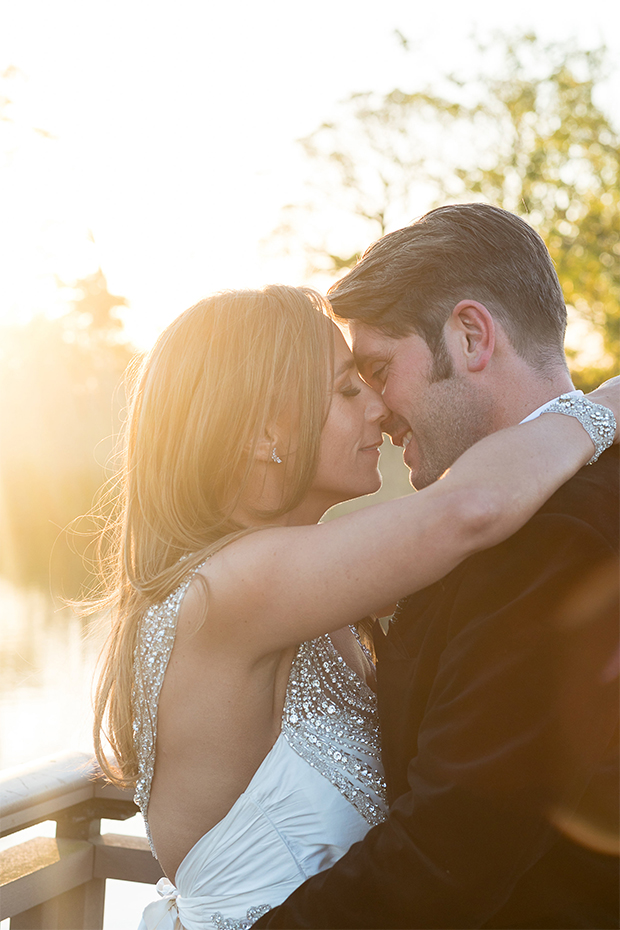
[93,285,335,786]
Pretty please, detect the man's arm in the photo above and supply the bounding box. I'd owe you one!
[255,509,618,928]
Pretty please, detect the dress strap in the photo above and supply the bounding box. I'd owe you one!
[133,560,208,854]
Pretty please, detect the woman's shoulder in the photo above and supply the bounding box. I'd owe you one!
[180,533,294,658]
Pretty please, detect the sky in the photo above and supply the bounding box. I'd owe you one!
[1,0,619,349]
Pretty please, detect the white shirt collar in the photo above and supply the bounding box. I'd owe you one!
[520,390,584,424]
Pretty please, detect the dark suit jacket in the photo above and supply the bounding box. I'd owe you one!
[256,447,619,929]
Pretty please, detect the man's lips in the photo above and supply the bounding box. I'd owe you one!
[382,412,413,449]
[402,434,416,469]
[386,426,415,469]
[387,425,413,448]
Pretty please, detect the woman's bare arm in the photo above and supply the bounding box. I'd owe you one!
[200,381,619,655]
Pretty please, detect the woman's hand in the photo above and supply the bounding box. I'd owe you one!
[585,375,620,443]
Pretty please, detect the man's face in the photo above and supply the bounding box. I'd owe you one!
[350,321,493,489]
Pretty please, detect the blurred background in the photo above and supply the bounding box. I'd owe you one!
[1,2,618,923]
[0,0,618,775]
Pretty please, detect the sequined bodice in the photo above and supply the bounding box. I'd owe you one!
[282,636,386,826]
[133,570,196,830]
[133,565,387,929]
[133,567,386,835]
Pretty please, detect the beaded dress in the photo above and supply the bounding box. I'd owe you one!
[133,565,387,930]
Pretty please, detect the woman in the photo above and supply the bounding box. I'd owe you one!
[92,285,617,930]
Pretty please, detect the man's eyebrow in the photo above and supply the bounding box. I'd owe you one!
[352,352,381,369]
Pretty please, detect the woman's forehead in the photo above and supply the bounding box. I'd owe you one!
[332,325,354,362]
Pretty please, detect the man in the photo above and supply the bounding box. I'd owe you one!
[255,203,619,928]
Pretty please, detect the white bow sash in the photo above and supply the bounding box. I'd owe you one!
[138,878,182,930]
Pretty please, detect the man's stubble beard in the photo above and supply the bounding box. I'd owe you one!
[409,374,495,490]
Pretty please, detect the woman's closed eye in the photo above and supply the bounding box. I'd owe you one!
[340,382,362,398]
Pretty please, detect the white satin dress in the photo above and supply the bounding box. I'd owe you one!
[133,566,388,930]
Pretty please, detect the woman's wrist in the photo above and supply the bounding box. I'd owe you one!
[540,394,616,465]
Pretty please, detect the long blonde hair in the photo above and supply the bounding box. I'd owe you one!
[93,285,335,786]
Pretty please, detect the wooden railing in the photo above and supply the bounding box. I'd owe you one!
[0,751,163,929]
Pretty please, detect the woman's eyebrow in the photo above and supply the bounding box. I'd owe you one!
[335,357,357,377]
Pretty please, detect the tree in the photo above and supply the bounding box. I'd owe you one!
[277,33,619,389]
[60,266,128,340]
[0,271,135,593]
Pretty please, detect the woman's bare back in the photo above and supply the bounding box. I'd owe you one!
[146,584,293,879]
[144,573,373,881]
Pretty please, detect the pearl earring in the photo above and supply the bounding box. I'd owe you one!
[271,448,282,464]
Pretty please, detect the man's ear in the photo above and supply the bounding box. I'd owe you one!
[444,300,495,373]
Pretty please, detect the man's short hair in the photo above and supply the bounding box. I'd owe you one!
[328,203,568,373]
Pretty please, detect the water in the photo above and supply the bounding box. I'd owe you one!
[0,579,154,927]
[0,580,102,769]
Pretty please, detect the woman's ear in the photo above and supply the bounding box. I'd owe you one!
[444,300,495,373]
[253,431,282,463]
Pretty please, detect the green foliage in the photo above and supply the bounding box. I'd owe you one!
[282,33,619,384]
[445,36,619,381]
[0,271,136,593]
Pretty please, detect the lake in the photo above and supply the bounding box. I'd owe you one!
[0,578,156,927]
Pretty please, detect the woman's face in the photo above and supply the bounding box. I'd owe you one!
[308,327,388,509]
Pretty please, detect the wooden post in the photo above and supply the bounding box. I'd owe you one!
[2,837,95,929]
[1,752,157,929]
[44,807,106,930]
[10,879,105,930]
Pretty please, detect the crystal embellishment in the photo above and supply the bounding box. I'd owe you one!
[282,635,387,827]
[543,393,616,465]
[133,564,205,852]
[210,905,271,929]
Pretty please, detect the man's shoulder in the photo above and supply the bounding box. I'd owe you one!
[476,443,619,571]
[397,447,618,623]
[535,445,618,545]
